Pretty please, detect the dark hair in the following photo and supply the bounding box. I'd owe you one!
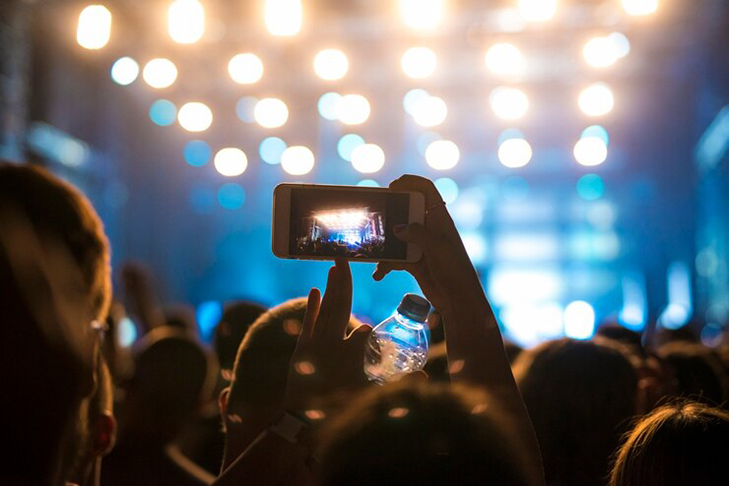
[317,380,531,486]
[609,401,729,486]
[514,338,639,486]
[0,163,111,320]
[657,342,727,406]
[214,300,267,373]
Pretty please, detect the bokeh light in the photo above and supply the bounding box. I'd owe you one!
[318,92,342,121]
[214,148,248,177]
[314,49,348,81]
[357,179,380,187]
[578,83,614,117]
[574,137,608,166]
[622,0,659,16]
[425,140,460,170]
[148,99,177,126]
[403,89,430,116]
[401,47,437,79]
[178,102,213,132]
[196,301,222,343]
[485,43,524,77]
[412,96,447,127]
[254,98,289,128]
[168,0,205,44]
[609,32,631,58]
[265,0,302,36]
[583,36,618,68]
[490,87,529,120]
[117,317,138,348]
[434,178,459,204]
[142,58,178,89]
[281,146,315,175]
[577,174,606,200]
[564,301,596,339]
[228,53,264,84]
[337,134,365,161]
[236,96,258,123]
[581,125,610,146]
[217,183,246,210]
[260,137,287,165]
[519,0,557,22]
[77,5,111,50]
[498,137,533,168]
[184,140,211,167]
[399,0,443,31]
[111,57,139,86]
[351,143,386,174]
[337,94,371,125]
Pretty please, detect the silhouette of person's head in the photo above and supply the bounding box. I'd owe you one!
[657,341,727,406]
[214,301,267,381]
[317,380,531,486]
[514,338,639,486]
[609,401,729,486]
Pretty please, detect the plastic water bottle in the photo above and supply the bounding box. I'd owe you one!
[364,294,430,385]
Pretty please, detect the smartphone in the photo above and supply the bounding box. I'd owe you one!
[272,183,426,262]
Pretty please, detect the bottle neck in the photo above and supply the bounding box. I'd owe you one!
[394,311,426,330]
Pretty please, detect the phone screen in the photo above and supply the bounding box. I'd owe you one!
[288,187,410,260]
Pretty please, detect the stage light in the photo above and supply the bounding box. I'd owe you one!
[399,0,443,31]
[564,301,595,340]
[485,43,524,77]
[260,137,287,165]
[576,174,605,200]
[148,99,177,126]
[578,83,614,117]
[77,5,111,50]
[425,140,459,170]
[337,94,370,125]
[254,98,289,128]
[228,53,264,84]
[351,143,385,174]
[314,49,348,81]
[519,0,557,22]
[178,102,213,132]
[490,87,529,120]
[142,58,178,89]
[581,125,610,146]
[218,183,246,210]
[168,0,204,44]
[337,134,365,161]
[401,47,437,79]
[574,137,608,166]
[236,96,258,123]
[318,92,341,121]
[117,317,138,348]
[403,89,430,115]
[622,0,658,16]
[111,57,139,85]
[498,138,532,168]
[412,96,447,127]
[434,178,459,204]
[609,32,631,58]
[196,301,222,343]
[184,140,211,167]
[265,0,302,36]
[214,148,248,177]
[281,146,315,175]
[357,179,380,187]
[583,36,620,68]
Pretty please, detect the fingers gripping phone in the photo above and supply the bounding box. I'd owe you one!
[272,183,425,263]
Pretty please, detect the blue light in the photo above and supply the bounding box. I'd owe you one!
[357,179,380,187]
[434,178,459,204]
[236,96,258,123]
[403,89,429,115]
[218,183,246,210]
[416,131,441,155]
[581,125,610,146]
[564,301,596,340]
[149,99,177,127]
[189,185,215,214]
[501,176,530,201]
[260,137,287,165]
[498,128,525,145]
[118,317,138,348]
[337,134,365,161]
[318,92,341,121]
[577,174,605,200]
[184,140,211,167]
[196,301,222,343]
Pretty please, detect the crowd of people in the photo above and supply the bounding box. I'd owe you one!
[1,162,727,486]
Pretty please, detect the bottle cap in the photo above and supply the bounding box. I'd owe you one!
[397,294,431,323]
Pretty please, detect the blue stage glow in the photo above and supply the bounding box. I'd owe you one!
[117,317,138,348]
[196,301,222,343]
[149,99,177,126]
[218,183,246,210]
[260,137,287,165]
[318,92,342,121]
[434,177,459,204]
[416,131,441,155]
[357,179,380,187]
[498,128,526,145]
[184,140,212,167]
[337,134,365,161]
[502,176,530,201]
[577,174,605,200]
[581,125,610,146]
[403,88,429,115]
[236,96,259,123]
[189,185,215,214]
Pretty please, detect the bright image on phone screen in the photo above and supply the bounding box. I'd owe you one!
[289,188,410,260]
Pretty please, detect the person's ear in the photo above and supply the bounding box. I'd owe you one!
[219,387,231,431]
[93,411,117,457]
